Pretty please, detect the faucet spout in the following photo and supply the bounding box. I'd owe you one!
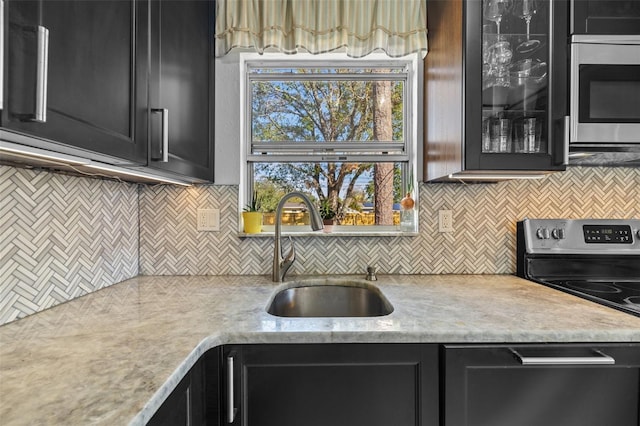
[272,191,324,282]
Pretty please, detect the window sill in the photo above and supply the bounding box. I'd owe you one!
[238,226,419,238]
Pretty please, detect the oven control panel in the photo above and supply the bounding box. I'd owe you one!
[583,225,633,244]
[521,218,640,254]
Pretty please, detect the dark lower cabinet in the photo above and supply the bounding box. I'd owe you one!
[223,344,440,426]
[148,348,220,426]
[443,343,640,426]
[148,342,640,426]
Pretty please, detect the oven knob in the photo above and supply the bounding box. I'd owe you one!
[536,227,550,239]
[551,228,566,239]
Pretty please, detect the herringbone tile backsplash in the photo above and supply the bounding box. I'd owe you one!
[0,166,139,324]
[139,167,640,276]
[2,165,638,325]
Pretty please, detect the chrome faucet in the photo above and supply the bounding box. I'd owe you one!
[273,191,324,282]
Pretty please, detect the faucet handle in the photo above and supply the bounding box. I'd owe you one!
[366,266,377,281]
[283,236,296,262]
[280,237,296,280]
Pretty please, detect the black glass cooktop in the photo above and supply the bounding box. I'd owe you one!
[542,279,640,316]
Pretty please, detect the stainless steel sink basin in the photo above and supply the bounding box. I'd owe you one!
[266,279,394,317]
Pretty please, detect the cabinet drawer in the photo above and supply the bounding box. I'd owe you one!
[443,343,640,426]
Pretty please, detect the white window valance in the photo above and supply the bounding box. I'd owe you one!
[215,0,428,58]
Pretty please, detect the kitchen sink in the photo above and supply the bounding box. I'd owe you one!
[266,279,394,317]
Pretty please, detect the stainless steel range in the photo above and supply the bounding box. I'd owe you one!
[517,218,640,317]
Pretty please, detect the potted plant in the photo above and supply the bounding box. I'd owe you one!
[319,199,337,233]
[242,190,263,234]
[399,168,415,232]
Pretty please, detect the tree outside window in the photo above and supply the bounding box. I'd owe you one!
[245,59,414,230]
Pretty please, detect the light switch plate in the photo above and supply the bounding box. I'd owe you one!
[197,209,220,231]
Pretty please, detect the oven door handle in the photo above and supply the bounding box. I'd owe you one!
[510,349,615,366]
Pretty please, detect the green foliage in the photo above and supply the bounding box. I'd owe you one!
[406,166,414,195]
[243,190,261,212]
[319,198,337,220]
[251,68,404,217]
[254,180,287,213]
[365,164,403,203]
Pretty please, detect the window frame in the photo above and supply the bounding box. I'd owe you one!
[239,52,420,236]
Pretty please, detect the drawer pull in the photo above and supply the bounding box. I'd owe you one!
[226,355,237,423]
[511,349,615,366]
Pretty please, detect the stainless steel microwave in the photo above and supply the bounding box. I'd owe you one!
[570,35,640,148]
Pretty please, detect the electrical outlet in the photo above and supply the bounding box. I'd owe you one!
[197,209,220,231]
[438,210,454,233]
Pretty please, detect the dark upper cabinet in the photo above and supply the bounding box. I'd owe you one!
[424,0,569,182]
[1,0,214,182]
[223,344,439,426]
[146,0,214,181]
[571,0,640,35]
[2,0,148,165]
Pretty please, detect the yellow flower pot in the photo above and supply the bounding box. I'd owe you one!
[242,212,263,234]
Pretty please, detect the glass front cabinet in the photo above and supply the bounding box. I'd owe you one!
[424,0,569,181]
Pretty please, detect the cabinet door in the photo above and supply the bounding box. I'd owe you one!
[443,344,640,426]
[224,344,439,426]
[147,0,214,181]
[466,0,568,171]
[2,0,147,164]
[424,0,568,181]
[572,0,640,35]
[148,347,221,426]
[148,368,192,426]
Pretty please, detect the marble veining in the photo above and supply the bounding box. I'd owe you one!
[1,274,639,425]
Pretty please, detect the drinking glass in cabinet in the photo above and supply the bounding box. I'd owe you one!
[507,58,547,111]
[513,117,542,153]
[483,40,513,107]
[482,116,513,153]
[513,0,541,54]
[483,0,513,37]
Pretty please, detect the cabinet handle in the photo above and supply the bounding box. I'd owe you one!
[563,115,570,166]
[151,108,169,162]
[34,25,49,123]
[511,349,615,366]
[185,385,192,426]
[226,355,237,423]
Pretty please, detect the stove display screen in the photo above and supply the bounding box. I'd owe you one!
[583,225,633,244]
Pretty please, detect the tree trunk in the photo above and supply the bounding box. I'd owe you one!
[373,79,394,225]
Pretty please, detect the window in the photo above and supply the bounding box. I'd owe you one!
[241,53,419,234]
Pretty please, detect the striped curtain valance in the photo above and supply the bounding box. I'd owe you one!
[215,0,428,58]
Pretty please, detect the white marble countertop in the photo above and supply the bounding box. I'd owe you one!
[1,274,639,425]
